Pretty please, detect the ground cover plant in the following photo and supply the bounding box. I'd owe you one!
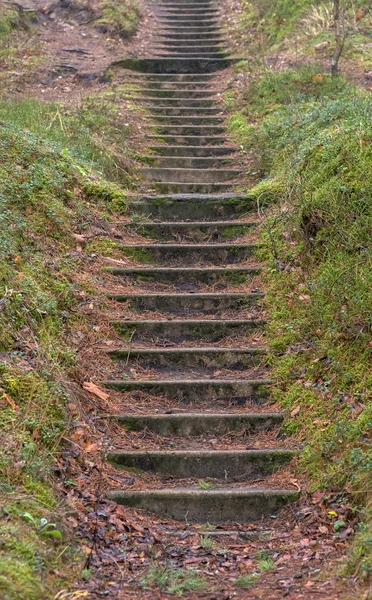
[227,57,372,583]
[234,0,372,71]
[0,102,131,598]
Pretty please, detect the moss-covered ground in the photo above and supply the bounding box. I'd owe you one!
[226,0,372,583]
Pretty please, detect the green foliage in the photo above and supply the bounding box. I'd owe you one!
[98,0,141,38]
[0,97,135,184]
[236,0,372,68]
[231,64,372,579]
[0,120,126,597]
[141,565,207,596]
[234,573,259,587]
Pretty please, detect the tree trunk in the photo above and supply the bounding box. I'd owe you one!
[331,0,346,76]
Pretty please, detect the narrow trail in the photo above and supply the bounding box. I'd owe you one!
[99,0,299,525]
[71,2,359,599]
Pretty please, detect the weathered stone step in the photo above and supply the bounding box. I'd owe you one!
[156,21,220,28]
[142,97,217,107]
[108,487,299,523]
[140,167,240,184]
[117,243,256,265]
[104,378,271,402]
[159,8,219,15]
[156,32,224,41]
[148,144,235,155]
[146,135,227,146]
[142,155,235,168]
[113,412,282,436]
[140,72,216,80]
[111,318,263,341]
[148,182,237,194]
[108,449,295,479]
[109,346,266,368]
[120,220,257,242]
[149,116,224,126]
[148,106,222,116]
[107,264,260,286]
[112,58,242,74]
[140,80,220,90]
[135,88,218,98]
[158,13,219,22]
[154,52,229,59]
[155,39,225,47]
[128,194,253,219]
[109,292,263,313]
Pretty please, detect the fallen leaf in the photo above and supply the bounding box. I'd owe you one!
[290,405,301,417]
[0,387,19,411]
[327,510,338,519]
[83,381,109,401]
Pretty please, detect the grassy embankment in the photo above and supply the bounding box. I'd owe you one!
[0,4,142,598]
[227,0,372,583]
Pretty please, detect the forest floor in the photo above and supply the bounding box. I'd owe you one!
[0,1,370,599]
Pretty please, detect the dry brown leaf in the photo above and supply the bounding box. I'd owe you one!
[0,387,19,411]
[83,381,109,401]
[290,405,301,417]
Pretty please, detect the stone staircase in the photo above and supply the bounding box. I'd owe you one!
[101,0,299,523]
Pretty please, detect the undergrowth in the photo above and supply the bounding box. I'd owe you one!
[97,0,142,39]
[227,62,372,582]
[235,0,372,70]
[0,116,128,598]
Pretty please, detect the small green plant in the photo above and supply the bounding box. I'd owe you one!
[257,557,275,572]
[200,535,214,551]
[21,513,63,541]
[141,566,207,596]
[197,479,213,490]
[234,573,259,588]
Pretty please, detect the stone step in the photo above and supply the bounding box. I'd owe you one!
[146,135,227,146]
[107,265,260,286]
[111,318,263,341]
[135,88,218,98]
[153,49,226,57]
[142,97,218,107]
[108,487,299,523]
[113,412,282,436]
[148,144,235,155]
[156,21,220,28]
[157,13,220,22]
[116,243,256,265]
[142,155,236,168]
[108,346,266,368]
[154,52,230,59]
[104,378,271,402]
[108,449,295,479]
[139,167,240,183]
[147,107,222,116]
[155,39,225,47]
[128,194,253,219]
[148,182,236,194]
[157,32,225,41]
[140,80,220,90]
[139,72,216,80]
[149,115,224,125]
[159,8,219,15]
[149,125,226,137]
[112,57,242,74]
[119,220,257,242]
[109,292,264,313]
